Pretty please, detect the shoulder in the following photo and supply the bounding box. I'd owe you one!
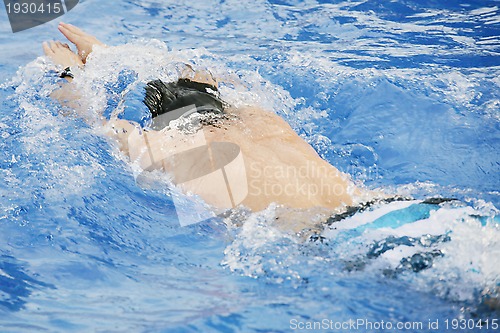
[227,106,296,139]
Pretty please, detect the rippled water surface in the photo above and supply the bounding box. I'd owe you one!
[0,0,499,332]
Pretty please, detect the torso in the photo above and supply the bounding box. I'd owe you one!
[111,107,359,212]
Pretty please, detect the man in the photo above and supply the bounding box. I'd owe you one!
[43,23,373,218]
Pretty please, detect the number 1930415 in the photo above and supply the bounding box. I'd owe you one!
[444,318,498,330]
[6,2,63,14]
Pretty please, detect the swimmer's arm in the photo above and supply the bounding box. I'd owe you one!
[105,119,163,162]
[105,119,137,156]
[50,82,79,106]
[50,82,97,123]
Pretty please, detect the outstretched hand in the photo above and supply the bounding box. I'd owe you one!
[57,22,105,63]
[43,40,84,68]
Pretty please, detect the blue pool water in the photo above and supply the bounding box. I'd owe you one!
[1,0,499,332]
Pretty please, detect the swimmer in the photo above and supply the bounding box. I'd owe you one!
[41,26,500,309]
[43,23,378,227]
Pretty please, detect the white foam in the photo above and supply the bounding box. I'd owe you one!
[222,205,301,279]
[344,204,500,302]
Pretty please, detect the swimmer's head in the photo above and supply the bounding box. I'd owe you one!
[143,78,225,130]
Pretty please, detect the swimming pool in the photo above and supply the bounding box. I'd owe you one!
[0,0,499,332]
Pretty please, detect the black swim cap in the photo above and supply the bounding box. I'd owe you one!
[143,78,225,130]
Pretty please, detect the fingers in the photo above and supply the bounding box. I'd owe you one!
[43,40,75,57]
[44,40,68,51]
[59,22,85,36]
[55,41,70,50]
[55,22,105,64]
[59,22,93,43]
[58,23,80,45]
[42,41,53,56]
[49,41,59,52]
[59,22,104,44]
[43,40,59,56]
[42,39,85,68]
[50,40,59,52]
